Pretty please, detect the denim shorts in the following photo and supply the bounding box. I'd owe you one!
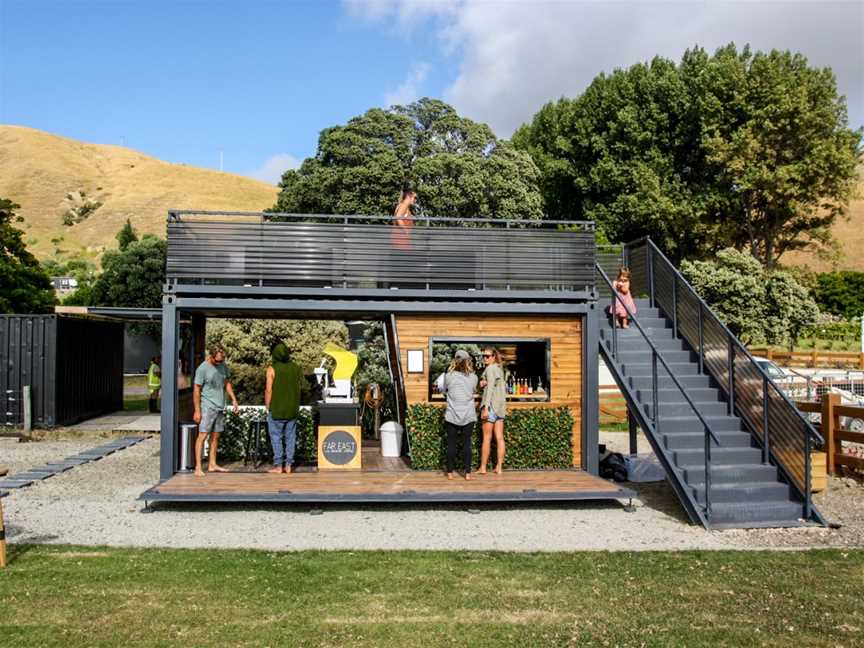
[487,407,504,423]
[199,407,225,433]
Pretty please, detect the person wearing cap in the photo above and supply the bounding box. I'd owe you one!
[438,349,479,480]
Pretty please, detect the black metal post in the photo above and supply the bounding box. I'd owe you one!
[647,244,655,308]
[804,428,812,520]
[697,301,704,375]
[672,275,678,339]
[727,335,735,416]
[762,374,771,464]
[159,297,178,481]
[628,409,638,457]
[704,420,712,520]
[651,350,659,424]
[611,290,618,359]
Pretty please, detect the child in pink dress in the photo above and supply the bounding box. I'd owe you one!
[613,268,637,329]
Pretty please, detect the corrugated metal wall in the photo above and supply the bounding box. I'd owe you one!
[0,315,124,427]
[0,315,57,427]
[55,317,124,425]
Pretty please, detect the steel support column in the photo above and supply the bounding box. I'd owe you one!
[582,306,600,475]
[159,297,179,481]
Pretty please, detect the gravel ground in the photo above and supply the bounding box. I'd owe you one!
[1,435,862,552]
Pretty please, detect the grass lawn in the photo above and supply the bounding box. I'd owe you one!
[1,546,862,647]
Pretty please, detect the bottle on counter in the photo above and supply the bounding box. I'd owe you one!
[528,379,534,395]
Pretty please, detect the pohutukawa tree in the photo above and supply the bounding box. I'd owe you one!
[513,44,862,266]
[0,197,56,314]
[271,98,544,221]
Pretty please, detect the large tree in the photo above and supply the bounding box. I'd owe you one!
[0,198,56,313]
[89,234,166,308]
[513,44,861,265]
[271,98,544,220]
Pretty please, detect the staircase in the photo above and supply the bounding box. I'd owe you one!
[596,242,826,529]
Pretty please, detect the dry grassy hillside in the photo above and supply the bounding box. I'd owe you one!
[0,125,279,261]
[780,171,863,272]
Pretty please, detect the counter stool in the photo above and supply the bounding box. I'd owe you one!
[244,419,271,469]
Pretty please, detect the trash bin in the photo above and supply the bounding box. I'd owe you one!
[179,422,198,471]
[380,421,404,457]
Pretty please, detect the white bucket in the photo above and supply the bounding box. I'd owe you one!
[380,421,404,457]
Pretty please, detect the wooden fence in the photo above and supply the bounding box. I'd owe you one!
[796,393,864,477]
[752,347,864,370]
[600,385,627,424]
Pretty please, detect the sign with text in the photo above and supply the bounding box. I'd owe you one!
[317,425,362,470]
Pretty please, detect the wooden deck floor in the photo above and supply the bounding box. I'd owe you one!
[141,469,633,505]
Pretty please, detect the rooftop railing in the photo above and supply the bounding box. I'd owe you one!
[165,211,597,299]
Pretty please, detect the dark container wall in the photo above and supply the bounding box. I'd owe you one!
[55,317,124,425]
[0,315,57,426]
[0,315,124,427]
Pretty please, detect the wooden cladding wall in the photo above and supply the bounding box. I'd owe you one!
[395,315,583,467]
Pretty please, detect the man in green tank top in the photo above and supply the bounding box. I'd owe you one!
[264,342,303,474]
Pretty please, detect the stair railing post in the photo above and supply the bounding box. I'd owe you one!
[697,301,704,375]
[704,419,712,521]
[727,334,736,416]
[610,289,618,359]
[762,374,771,464]
[672,274,678,339]
[804,424,812,521]
[651,350,659,424]
[647,243,655,309]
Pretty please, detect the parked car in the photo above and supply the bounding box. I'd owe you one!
[753,356,788,381]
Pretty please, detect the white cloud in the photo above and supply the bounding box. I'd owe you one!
[384,63,431,107]
[347,0,864,135]
[247,153,301,185]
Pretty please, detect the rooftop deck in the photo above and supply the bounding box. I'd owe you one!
[165,211,597,302]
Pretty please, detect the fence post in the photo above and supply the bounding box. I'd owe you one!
[22,386,31,434]
[859,352,864,370]
[647,244,655,308]
[766,348,773,361]
[727,335,736,416]
[822,392,840,476]
[762,375,770,465]
[810,350,818,368]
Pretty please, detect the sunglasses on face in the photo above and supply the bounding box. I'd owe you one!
[482,354,493,358]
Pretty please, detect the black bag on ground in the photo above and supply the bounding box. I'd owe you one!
[598,444,628,482]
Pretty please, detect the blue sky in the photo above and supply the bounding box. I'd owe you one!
[2,1,862,184]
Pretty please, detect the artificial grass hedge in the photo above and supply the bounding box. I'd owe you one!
[406,403,574,470]
[220,407,317,463]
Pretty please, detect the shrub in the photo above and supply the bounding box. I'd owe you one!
[220,407,316,463]
[405,404,574,470]
[814,271,864,320]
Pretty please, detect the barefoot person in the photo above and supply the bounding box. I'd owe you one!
[192,343,239,477]
[478,346,506,475]
[264,342,303,474]
[438,349,478,481]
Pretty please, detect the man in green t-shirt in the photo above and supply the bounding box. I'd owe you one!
[264,342,303,474]
[193,343,239,477]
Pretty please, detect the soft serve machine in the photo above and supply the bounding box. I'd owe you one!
[314,342,362,470]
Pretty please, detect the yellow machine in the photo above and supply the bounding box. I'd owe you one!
[316,343,362,470]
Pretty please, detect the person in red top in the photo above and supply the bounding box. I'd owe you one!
[391,188,416,251]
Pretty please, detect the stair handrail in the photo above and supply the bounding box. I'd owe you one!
[596,263,720,518]
[630,237,822,522]
[632,238,824,445]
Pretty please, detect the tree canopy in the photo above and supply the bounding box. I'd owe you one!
[271,98,544,221]
[513,44,862,265]
[0,197,56,314]
[681,248,819,345]
[89,234,166,308]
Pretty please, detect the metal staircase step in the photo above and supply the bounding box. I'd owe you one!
[707,501,804,526]
[617,349,694,365]
[601,333,686,352]
[657,415,743,432]
[662,430,754,450]
[624,362,700,377]
[691,482,791,506]
[637,387,722,403]
[644,400,728,418]
[674,446,763,467]
[684,463,779,485]
[628,375,712,390]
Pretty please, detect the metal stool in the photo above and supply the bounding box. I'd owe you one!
[244,419,270,468]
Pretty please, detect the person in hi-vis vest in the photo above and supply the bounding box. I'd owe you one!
[147,356,161,413]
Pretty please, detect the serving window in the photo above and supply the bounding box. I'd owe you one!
[428,337,551,402]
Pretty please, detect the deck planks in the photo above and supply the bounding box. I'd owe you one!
[142,469,632,504]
